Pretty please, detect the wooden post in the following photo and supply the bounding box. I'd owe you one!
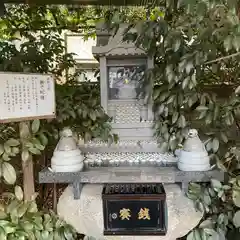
[20,122,35,201]
[22,155,35,201]
[53,183,57,212]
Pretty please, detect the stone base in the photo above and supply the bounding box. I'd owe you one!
[57,184,203,240]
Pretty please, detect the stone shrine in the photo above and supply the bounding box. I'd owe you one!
[80,23,176,168]
[39,23,224,240]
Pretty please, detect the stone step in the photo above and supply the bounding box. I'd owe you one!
[39,166,224,184]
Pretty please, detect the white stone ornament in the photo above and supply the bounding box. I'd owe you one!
[183,129,206,152]
[177,129,210,171]
[51,128,84,172]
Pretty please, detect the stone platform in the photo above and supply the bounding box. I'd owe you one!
[39,166,225,199]
[57,184,203,240]
[40,166,224,239]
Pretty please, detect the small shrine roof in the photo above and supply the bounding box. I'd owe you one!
[92,24,146,57]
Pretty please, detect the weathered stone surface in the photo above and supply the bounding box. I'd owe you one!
[57,184,203,240]
[39,166,224,184]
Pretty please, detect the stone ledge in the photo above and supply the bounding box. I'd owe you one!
[39,166,225,184]
[79,146,171,153]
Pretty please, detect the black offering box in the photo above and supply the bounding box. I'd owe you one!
[102,183,167,236]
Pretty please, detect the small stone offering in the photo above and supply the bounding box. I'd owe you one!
[51,128,84,172]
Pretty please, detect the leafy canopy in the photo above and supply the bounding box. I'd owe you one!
[104,1,240,239]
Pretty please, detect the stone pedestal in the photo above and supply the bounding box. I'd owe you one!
[57,184,203,240]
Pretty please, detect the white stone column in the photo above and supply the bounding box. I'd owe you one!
[57,184,203,240]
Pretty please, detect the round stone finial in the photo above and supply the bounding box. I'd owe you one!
[61,127,73,138]
[178,128,210,171]
[184,129,204,152]
[188,129,198,138]
[56,127,78,152]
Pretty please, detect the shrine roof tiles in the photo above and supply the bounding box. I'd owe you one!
[92,23,146,57]
[92,45,145,57]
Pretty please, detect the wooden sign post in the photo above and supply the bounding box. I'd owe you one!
[0,72,55,201]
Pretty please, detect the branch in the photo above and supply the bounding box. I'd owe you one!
[204,52,240,65]
[233,112,240,131]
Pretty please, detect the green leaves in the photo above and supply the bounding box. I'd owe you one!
[235,86,240,95]
[172,112,179,124]
[220,132,228,143]
[199,219,213,229]
[224,36,233,52]
[31,120,40,134]
[16,120,47,164]
[39,133,48,146]
[0,144,4,156]
[196,106,209,111]
[5,139,20,147]
[0,194,77,240]
[204,136,222,154]
[211,179,222,190]
[0,138,21,164]
[182,77,190,89]
[212,138,219,153]
[173,39,181,52]
[20,136,46,161]
[232,178,240,208]
[28,147,41,155]
[186,177,235,239]
[233,191,240,208]
[177,115,186,128]
[0,4,118,239]
[14,186,23,201]
[233,211,240,228]
[2,162,16,185]
[187,229,203,240]
[89,110,96,121]
[153,88,161,100]
[112,2,240,240]
[0,227,6,240]
[4,142,11,155]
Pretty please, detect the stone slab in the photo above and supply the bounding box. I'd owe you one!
[57,184,204,240]
[39,166,225,184]
[79,145,165,153]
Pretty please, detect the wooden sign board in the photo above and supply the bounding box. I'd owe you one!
[0,72,56,123]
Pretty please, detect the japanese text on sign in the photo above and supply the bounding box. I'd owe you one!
[0,72,55,123]
[138,208,150,220]
[119,208,131,220]
[118,207,151,220]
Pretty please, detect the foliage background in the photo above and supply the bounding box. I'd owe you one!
[0,4,114,240]
[104,0,240,239]
[0,4,146,240]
